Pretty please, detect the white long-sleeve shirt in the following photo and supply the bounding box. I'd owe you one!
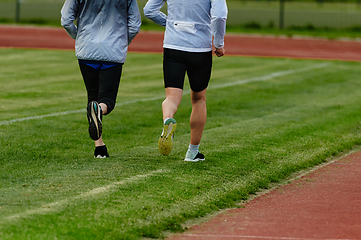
[144,0,228,52]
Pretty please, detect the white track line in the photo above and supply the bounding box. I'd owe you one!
[210,63,327,90]
[4,169,166,222]
[0,63,327,126]
[0,109,85,125]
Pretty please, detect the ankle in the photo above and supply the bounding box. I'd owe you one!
[188,144,199,155]
[99,103,108,115]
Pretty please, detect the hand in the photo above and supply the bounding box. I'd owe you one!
[214,47,225,57]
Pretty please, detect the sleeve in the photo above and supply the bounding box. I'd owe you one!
[211,0,228,49]
[60,0,78,40]
[143,0,167,27]
[127,0,142,45]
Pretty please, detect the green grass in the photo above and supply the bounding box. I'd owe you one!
[1,48,361,239]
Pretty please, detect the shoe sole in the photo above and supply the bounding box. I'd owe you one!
[184,157,205,162]
[87,101,102,141]
[158,119,177,156]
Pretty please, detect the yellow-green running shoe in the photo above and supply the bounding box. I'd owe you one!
[158,118,177,155]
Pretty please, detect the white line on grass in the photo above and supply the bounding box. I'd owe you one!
[3,169,166,222]
[0,109,86,125]
[209,63,328,90]
[0,63,327,126]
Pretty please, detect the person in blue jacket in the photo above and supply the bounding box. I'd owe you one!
[144,0,228,162]
[61,0,141,158]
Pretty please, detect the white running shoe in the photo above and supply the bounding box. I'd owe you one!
[184,150,205,162]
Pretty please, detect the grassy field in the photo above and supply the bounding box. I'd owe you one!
[1,48,361,239]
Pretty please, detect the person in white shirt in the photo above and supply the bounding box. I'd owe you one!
[144,0,228,162]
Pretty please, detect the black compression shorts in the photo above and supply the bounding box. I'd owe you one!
[79,62,123,115]
[163,48,212,92]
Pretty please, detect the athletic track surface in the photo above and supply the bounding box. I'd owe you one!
[1,25,361,61]
[1,25,361,239]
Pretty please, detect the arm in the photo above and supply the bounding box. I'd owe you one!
[128,0,142,45]
[143,0,167,27]
[211,0,228,57]
[60,0,78,39]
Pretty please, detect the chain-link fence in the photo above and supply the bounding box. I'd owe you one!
[0,0,63,23]
[0,0,360,29]
[225,0,361,29]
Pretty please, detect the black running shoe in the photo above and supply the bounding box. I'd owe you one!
[94,145,109,158]
[87,101,102,141]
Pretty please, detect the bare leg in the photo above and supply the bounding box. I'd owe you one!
[99,103,108,115]
[94,136,105,147]
[158,87,182,155]
[190,88,207,145]
[162,87,183,120]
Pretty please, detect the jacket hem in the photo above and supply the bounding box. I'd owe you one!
[163,44,212,53]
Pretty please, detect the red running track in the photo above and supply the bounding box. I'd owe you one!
[1,25,361,61]
[167,151,361,239]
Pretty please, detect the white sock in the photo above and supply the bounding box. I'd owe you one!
[188,144,199,155]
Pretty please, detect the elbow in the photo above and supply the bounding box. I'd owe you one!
[143,6,154,19]
[212,15,227,22]
[133,25,141,35]
[60,17,67,28]
[61,17,72,28]
[129,19,141,35]
[143,6,150,18]
[143,13,152,20]
[128,24,141,45]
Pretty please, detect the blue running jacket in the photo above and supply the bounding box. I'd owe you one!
[144,0,228,52]
[61,0,141,63]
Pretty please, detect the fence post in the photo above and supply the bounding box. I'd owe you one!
[15,0,20,23]
[279,0,285,29]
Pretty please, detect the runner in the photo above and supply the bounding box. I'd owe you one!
[144,0,228,161]
[61,0,141,158]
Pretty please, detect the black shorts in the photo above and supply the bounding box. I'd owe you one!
[163,48,212,92]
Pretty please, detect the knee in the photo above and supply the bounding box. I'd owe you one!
[191,95,206,105]
[164,94,182,107]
